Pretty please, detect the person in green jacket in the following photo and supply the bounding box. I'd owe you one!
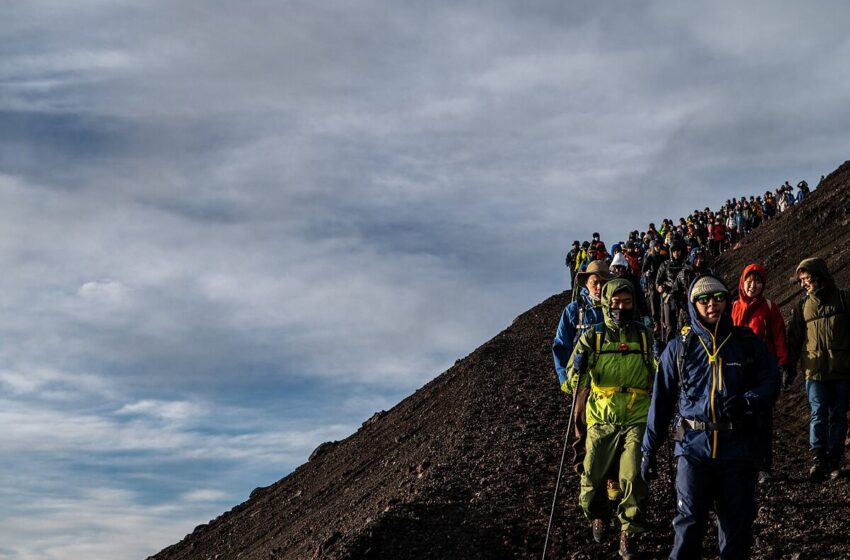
[567,278,656,559]
[786,257,850,480]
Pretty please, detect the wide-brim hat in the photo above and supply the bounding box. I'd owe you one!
[575,261,614,284]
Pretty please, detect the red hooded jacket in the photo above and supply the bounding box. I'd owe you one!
[731,264,789,366]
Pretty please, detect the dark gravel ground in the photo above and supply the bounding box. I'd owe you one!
[150,160,850,560]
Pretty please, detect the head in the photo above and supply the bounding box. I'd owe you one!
[586,274,605,300]
[610,253,629,276]
[797,269,820,295]
[592,232,601,242]
[602,279,636,328]
[690,275,730,327]
[577,261,613,302]
[743,271,764,298]
[737,264,767,302]
[572,240,580,248]
[795,258,833,296]
[688,247,707,270]
[671,241,686,262]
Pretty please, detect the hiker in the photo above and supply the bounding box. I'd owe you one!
[725,212,737,245]
[796,180,809,203]
[566,240,581,289]
[731,264,789,484]
[671,247,714,332]
[641,242,667,331]
[655,239,688,343]
[611,252,651,327]
[785,258,850,480]
[566,278,655,559]
[709,219,725,257]
[553,261,612,473]
[641,275,779,560]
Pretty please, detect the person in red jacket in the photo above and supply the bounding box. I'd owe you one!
[732,263,790,483]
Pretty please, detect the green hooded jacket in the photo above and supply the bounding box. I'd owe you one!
[787,258,850,380]
[567,278,657,426]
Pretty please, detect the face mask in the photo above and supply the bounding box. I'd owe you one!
[609,307,634,325]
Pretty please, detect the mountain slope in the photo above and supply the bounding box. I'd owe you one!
[151,160,850,560]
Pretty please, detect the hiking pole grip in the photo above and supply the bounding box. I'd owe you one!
[542,386,578,559]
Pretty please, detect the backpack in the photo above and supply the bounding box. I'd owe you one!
[589,322,654,374]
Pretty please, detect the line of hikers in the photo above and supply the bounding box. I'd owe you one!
[551,207,848,557]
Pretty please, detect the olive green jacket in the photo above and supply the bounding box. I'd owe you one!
[787,258,850,380]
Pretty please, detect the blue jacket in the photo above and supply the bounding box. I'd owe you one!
[552,288,604,385]
[642,282,779,462]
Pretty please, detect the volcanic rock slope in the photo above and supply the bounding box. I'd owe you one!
[151,161,850,560]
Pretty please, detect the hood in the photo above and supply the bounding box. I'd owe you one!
[601,278,635,329]
[737,263,767,305]
[687,274,733,341]
[795,257,835,292]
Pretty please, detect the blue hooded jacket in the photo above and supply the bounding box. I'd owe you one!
[642,276,779,462]
[552,288,604,385]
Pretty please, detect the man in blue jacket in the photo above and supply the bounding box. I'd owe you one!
[553,260,612,472]
[640,275,779,560]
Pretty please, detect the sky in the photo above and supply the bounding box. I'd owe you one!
[1,1,849,558]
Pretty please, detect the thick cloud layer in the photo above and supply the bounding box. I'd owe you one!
[2,1,849,558]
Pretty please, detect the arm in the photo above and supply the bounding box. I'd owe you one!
[552,303,579,385]
[785,299,804,370]
[564,330,594,392]
[642,341,679,457]
[769,300,789,366]
[743,335,780,409]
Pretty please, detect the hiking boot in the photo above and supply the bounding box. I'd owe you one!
[809,461,829,481]
[607,479,623,501]
[619,531,641,559]
[591,518,608,543]
[757,470,773,484]
[829,457,843,480]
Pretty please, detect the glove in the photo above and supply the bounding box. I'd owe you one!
[640,453,658,482]
[722,394,753,420]
[781,364,796,390]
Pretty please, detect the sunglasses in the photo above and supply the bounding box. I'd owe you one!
[694,292,727,305]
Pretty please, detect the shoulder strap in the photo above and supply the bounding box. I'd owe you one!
[594,322,605,355]
[677,328,694,393]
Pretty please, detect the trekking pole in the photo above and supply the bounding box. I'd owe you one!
[542,386,578,560]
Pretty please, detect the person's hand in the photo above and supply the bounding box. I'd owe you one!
[722,394,753,420]
[640,453,658,482]
[781,364,796,391]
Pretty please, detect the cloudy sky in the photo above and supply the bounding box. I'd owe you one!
[2,1,849,558]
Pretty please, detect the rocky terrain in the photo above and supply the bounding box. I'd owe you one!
[151,160,850,560]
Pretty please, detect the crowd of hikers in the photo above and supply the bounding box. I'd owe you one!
[550,176,850,559]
